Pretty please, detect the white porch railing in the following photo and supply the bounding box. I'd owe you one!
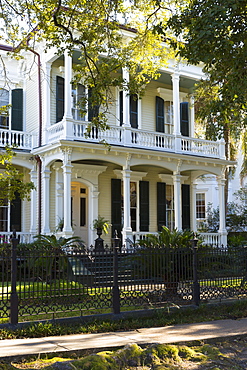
[46,120,225,159]
[0,129,37,150]
[0,232,35,244]
[133,231,225,247]
[199,232,223,247]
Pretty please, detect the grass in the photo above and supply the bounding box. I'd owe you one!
[0,299,247,340]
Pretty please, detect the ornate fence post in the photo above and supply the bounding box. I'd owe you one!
[112,230,120,315]
[10,230,19,325]
[191,236,200,306]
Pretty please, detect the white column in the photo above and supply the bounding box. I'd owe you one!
[121,167,132,243]
[172,73,180,136]
[172,172,182,230]
[191,182,197,232]
[30,162,38,234]
[64,51,73,120]
[42,166,51,234]
[62,148,73,236]
[54,164,64,228]
[122,67,130,127]
[43,62,51,144]
[89,186,99,246]
[217,174,227,246]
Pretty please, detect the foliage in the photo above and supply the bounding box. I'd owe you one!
[138,226,197,248]
[92,216,110,234]
[34,234,84,251]
[0,146,35,205]
[0,0,176,132]
[166,0,247,199]
[31,234,85,280]
[167,0,247,153]
[205,188,247,232]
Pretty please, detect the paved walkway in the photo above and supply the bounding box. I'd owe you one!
[1,318,247,358]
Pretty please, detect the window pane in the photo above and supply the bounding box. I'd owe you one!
[80,197,86,226]
[166,185,174,230]
[72,84,86,121]
[196,193,206,219]
[0,89,9,129]
[0,205,8,231]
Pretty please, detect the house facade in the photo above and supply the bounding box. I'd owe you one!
[0,39,232,247]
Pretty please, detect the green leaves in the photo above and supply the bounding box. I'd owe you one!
[0,146,35,205]
[1,0,175,130]
[168,0,247,165]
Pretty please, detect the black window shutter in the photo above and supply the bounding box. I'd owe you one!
[56,76,64,122]
[156,96,164,133]
[10,194,21,232]
[119,91,123,126]
[139,181,149,231]
[157,182,166,231]
[88,88,99,121]
[111,178,122,238]
[180,102,189,136]
[130,94,138,128]
[11,89,23,131]
[182,184,190,230]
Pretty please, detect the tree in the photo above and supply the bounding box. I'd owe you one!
[166,0,247,200]
[0,146,35,205]
[204,187,247,233]
[0,0,176,131]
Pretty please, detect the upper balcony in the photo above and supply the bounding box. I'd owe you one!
[0,128,37,150]
[46,119,226,159]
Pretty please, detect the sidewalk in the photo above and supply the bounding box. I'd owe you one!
[1,318,247,358]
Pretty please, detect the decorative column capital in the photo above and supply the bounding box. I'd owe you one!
[216,175,226,186]
[61,146,72,166]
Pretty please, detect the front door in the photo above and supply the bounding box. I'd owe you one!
[71,182,88,245]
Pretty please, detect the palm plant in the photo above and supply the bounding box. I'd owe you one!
[31,234,84,282]
[138,226,195,248]
[133,227,200,297]
[34,234,83,251]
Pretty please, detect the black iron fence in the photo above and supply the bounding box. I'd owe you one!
[1,235,247,325]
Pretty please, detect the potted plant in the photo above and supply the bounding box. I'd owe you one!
[92,216,110,235]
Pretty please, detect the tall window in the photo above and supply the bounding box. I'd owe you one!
[0,89,9,129]
[121,181,137,231]
[155,97,173,134]
[0,199,8,231]
[164,101,173,134]
[130,94,138,128]
[56,77,98,123]
[196,193,206,230]
[0,195,21,232]
[72,84,86,121]
[130,182,137,231]
[166,185,174,230]
[119,91,138,128]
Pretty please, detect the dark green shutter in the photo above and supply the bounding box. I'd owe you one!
[157,182,166,231]
[130,94,138,128]
[119,91,123,126]
[111,178,122,238]
[180,102,189,136]
[182,184,190,230]
[10,194,21,232]
[140,181,149,231]
[56,76,64,122]
[88,88,99,121]
[11,89,23,131]
[156,96,164,133]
